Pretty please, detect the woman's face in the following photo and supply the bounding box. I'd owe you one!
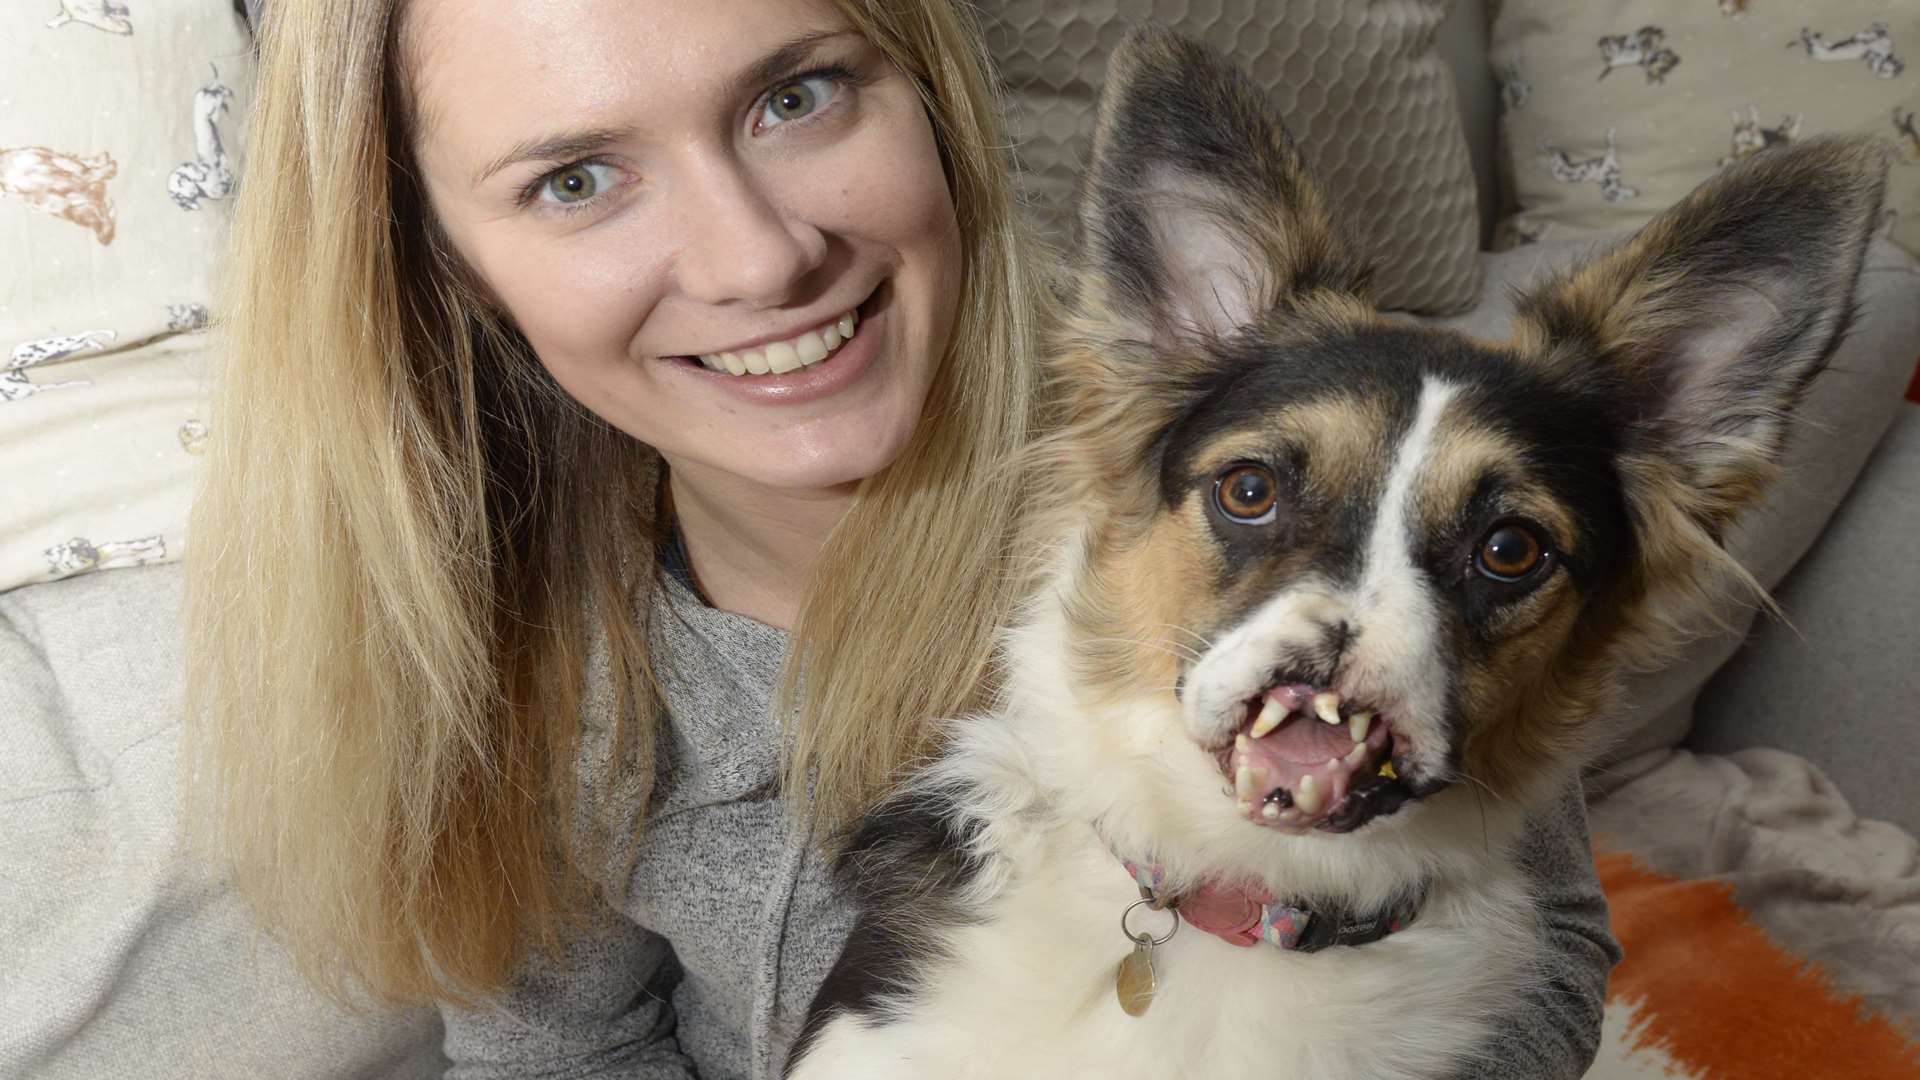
[408,0,962,496]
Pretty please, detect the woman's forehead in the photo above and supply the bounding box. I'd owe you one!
[402,0,856,157]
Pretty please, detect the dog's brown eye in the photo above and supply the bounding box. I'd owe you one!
[1476,523,1546,581]
[1214,464,1277,524]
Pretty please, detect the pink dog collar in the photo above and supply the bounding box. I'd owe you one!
[1115,855,1422,952]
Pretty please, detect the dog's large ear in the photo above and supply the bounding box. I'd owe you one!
[1511,136,1888,542]
[1067,25,1371,355]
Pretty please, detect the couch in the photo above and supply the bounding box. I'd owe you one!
[4,1,1917,1077]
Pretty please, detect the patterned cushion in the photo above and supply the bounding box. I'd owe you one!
[1489,1,1920,255]
[978,0,1485,314]
[0,1,250,591]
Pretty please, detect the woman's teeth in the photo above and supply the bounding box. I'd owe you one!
[696,309,858,376]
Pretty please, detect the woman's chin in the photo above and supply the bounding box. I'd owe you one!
[664,422,920,499]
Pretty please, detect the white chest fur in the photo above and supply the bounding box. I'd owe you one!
[791,808,1538,1080]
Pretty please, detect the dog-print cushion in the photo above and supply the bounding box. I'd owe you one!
[1,1,250,591]
[1489,0,1920,256]
[978,0,1485,315]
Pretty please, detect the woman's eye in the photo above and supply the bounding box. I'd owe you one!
[540,160,621,205]
[1213,464,1278,525]
[758,75,839,130]
[1475,522,1549,582]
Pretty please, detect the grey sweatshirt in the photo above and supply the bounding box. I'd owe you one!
[440,569,1621,1079]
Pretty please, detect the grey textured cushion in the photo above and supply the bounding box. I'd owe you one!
[0,562,445,1079]
[1689,407,1920,835]
[979,0,1485,314]
[1426,235,1920,773]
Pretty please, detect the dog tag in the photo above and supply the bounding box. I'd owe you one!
[1115,936,1157,1017]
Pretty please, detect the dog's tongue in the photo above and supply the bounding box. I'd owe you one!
[1237,718,1362,812]
[1252,716,1357,765]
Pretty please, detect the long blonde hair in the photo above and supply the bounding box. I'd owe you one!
[186,0,1042,1003]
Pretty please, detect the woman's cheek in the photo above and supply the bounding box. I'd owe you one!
[482,225,662,372]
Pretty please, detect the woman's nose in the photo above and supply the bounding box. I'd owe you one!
[671,161,828,308]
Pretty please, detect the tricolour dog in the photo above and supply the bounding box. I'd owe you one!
[787,26,1887,1080]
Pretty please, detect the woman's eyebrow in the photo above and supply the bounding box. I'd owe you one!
[468,29,860,192]
[472,127,636,190]
[724,28,860,104]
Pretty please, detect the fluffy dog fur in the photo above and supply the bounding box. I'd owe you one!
[786,26,1887,1080]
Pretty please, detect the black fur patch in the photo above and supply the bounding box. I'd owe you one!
[785,778,990,1074]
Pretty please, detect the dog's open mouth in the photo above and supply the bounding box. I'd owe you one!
[1215,682,1417,834]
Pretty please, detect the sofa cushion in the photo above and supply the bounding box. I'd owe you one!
[1426,234,1920,769]
[978,0,1484,314]
[1488,0,1920,256]
[1,1,247,592]
[1688,406,1920,834]
[0,561,447,1078]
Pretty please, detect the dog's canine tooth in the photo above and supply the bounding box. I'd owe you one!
[1235,733,1251,754]
[1345,742,1370,766]
[1235,764,1257,800]
[1314,692,1342,725]
[1349,711,1372,743]
[1250,697,1286,739]
[1296,774,1323,814]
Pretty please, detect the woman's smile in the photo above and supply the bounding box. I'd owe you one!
[661,284,893,406]
[686,304,858,376]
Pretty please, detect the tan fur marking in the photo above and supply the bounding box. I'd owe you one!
[1458,598,1608,800]
[1401,407,1605,797]
[1284,395,1394,501]
[1416,412,1581,555]
[1066,494,1226,706]
[1176,394,1395,505]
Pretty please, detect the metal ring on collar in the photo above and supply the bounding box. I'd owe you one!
[1121,897,1180,946]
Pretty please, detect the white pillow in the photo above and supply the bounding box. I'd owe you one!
[1,0,251,591]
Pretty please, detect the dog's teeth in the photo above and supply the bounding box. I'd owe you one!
[1250,697,1286,739]
[1345,742,1370,766]
[1296,774,1323,814]
[1262,803,1281,821]
[1281,808,1302,823]
[1325,757,1341,770]
[1349,711,1373,743]
[1235,733,1251,754]
[1314,692,1342,725]
[1237,799,1253,814]
[1235,764,1257,800]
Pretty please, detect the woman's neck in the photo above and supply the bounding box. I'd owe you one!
[664,462,856,630]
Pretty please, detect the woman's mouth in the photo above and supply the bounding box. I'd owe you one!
[689,306,860,377]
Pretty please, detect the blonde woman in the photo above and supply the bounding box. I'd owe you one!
[189,0,1618,1076]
